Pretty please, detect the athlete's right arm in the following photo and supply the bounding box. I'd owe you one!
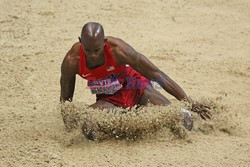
[60,43,79,102]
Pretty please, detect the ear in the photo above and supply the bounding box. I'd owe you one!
[78,37,82,43]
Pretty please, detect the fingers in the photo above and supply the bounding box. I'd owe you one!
[191,103,213,120]
[199,110,212,120]
[200,113,206,120]
[206,110,212,119]
[204,106,211,109]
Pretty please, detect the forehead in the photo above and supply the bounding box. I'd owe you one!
[82,36,104,49]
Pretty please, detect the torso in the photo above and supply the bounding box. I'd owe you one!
[77,39,130,95]
[78,42,126,80]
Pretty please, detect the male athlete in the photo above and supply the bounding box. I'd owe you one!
[60,22,211,135]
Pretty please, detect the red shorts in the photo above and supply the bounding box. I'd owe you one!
[96,68,150,108]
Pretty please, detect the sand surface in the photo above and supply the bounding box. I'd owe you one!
[0,0,250,166]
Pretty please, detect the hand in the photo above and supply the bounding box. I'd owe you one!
[81,119,97,140]
[191,102,212,120]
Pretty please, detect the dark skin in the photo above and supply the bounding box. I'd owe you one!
[60,22,212,120]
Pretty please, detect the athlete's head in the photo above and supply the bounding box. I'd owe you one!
[79,22,105,60]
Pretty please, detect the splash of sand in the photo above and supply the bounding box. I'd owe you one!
[60,101,188,141]
[60,97,243,144]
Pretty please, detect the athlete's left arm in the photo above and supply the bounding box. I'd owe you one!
[132,52,188,100]
[115,39,211,120]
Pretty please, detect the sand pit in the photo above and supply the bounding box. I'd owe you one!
[1,0,250,166]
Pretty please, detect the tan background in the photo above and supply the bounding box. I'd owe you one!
[0,0,250,166]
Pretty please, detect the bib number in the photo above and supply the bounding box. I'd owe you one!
[88,75,122,95]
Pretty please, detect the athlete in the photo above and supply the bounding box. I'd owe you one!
[60,22,211,135]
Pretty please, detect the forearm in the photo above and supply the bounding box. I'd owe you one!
[128,52,188,101]
[60,77,75,103]
[158,71,188,101]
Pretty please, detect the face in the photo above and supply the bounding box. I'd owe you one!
[80,36,104,62]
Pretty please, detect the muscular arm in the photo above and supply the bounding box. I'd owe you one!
[132,52,187,100]
[60,43,79,102]
[111,38,188,101]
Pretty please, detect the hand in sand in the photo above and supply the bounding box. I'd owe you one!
[81,119,97,140]
[191,102,212,120]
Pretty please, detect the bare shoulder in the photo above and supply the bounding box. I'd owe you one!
[106,36,137,64]
[106,36,122,45]
[61,42,81,75]
[66,42,81,62]
[106,36,134,51]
